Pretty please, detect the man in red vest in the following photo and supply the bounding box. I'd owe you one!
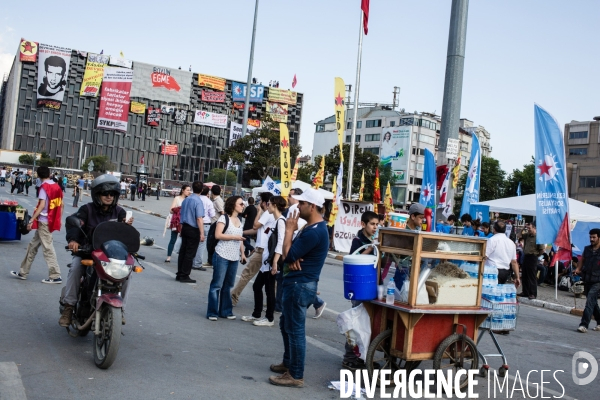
[10,166,64,283]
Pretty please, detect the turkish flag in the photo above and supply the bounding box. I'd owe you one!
[551,213,571,265]
[361,0,370,35]
[292,74,297,88]
[140,154,145,165]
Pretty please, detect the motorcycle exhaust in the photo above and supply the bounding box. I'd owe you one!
[76,312,95,331]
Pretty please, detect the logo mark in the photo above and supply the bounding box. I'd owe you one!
[151,72,181,92]
[572,351,598,385]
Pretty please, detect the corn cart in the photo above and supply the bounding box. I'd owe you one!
[362,228,490,389]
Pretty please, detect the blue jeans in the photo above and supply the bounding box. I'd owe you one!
[167,230,178,257]
[580,282,600,329]
[312,295,324,310]
[207,253,238,318]
[279,281,317,380]
[275,272,283,312]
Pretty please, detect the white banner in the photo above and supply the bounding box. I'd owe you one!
[229,122,256,147]
[109,56,132,69]
[193,110,228,128]
[333,201,374,253]
[36,43,72,109]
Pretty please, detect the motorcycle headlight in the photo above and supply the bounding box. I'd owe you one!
[101,258,131,280]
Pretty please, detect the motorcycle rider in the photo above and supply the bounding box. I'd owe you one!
[59,174,134,328]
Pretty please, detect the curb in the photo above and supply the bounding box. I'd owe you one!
[119,203,167,219]
[518,297,583,316]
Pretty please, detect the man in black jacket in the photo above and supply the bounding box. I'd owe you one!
[575,228,600,333]
[241,197,257,257]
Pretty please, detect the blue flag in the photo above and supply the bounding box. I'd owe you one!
[534,104,569,244]
[419,148,437,209]
[460,134,481,217]
[516,182,522,221]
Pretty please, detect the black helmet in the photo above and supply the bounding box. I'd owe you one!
[91,174,120,209]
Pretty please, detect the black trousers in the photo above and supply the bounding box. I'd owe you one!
[253,270,276,321]
[498,268,511,284]
[131,190,135,201]
[522,254,538,297]
[177,223,200,279]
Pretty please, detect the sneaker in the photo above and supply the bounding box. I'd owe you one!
[269,371,304,388]
[225,315,236,320]
[253,318,274,327]
[577,326,587,333]
[242,315,260,322]
[202,262,212,267]
[10,271,26,280]
[208,316,218,321]
[270,362,288,373]
[42,277,62,284]
[313,302,327,319]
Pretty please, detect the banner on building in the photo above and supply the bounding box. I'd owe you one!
[380,126,411,184]
[266,101,288,123]
[147,107,161,126]
[80,53,110,97]
[232,81,264,103]
[229,122,256,147]
[198,74,226,91]
[130,101,146,114]
[333,201,374,253]
[161,143,178,155]
[174,109,187,125]
[36,43,72,109]
[268,87,297,105]
[97,67,133,132]
[193,110,227,128]
[279,123,291,197]
[160,104,175,115]
[334,77,345,161]
[109,56,132,69]
[131,62,192,104]
[19,39,38,62]
[233,102,256,111]
[202,90,226,103]
[248,119,260,128]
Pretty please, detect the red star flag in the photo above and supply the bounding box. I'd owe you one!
[361,0,370,35]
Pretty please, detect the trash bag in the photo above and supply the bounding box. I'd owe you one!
[336,304,371,361]
[140,236,154,246]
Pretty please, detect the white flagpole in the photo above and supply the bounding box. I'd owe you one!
[346,10,364,199]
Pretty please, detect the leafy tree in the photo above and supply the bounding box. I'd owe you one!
[82,155,114,173]
[296,164,314,183]
[220,116,301,182]
[207,168,237,186]
[18,154,34,164]
[504,156,535,198]
[454,156,506,215]
[19,151,55,167]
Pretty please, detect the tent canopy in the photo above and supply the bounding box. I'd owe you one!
[251,180,334,200]
[473,194,600,223]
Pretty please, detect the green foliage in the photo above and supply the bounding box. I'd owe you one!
[18,154,34,164]
[82,155,114,173]
[454,156,506,215]
[207,168,237,186]
[18,151,55,167]
[504,156,535,197]
[295,164,314,183]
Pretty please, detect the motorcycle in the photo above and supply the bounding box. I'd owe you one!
[60,217,144,369]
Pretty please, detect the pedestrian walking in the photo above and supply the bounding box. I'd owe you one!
[517,222,545,299]
[156,183,161,200]
[192,186,215,270]
[176,181,205,283]
[0,166,6,187]
[241,197,257,257]
[119,179,127,200]
[62,176,67,192]
[206,196,246,321]
[575,228,600,333]
[10,166,64,283]
[77,176,84,202]
[142,182,147,201]
[35,175,42,197]
[129,181,136,201]
[165,184,191,263]
[25,172,32,196]
[137,182,143,199]
[72,178,80,208]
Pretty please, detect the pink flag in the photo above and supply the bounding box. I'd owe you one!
[292,74,297,88]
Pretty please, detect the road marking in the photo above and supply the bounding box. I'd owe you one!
[144,261,196,286]
[306,336,344,358]
[0,362,27,400]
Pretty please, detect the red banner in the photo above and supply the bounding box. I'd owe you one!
[201,90,226,103]
[161,144,178,155]
[19,39,38,62]
[233,102,256,112]
[97,67,133,132]
[147,107,161,126]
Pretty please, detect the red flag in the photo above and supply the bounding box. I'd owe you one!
[361,0,370,35]
[140,154,145,165]
[436,165,449,190]
[373,168,381,204]
[551,213,572,265]
[292,74,297,88]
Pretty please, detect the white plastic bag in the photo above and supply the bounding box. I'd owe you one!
[336,304,371,362]
[397,278,429,304]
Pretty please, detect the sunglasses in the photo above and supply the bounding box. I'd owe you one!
[100,191,116,197]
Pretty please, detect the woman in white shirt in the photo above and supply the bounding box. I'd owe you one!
[207,196,247,321]
[165,184,191,263]
[242,196,286,327]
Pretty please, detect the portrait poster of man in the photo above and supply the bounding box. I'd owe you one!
[36,43,72,110]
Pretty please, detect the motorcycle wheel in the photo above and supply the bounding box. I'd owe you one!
[93,305,121,369]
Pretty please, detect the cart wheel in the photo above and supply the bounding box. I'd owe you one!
[479,366,488,378]
[433,333,479,390]
[366,329,421,386]
[499,366,508,377]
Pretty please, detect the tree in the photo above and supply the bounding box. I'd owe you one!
[504,156,535,198]
[18,154,34,164]
[82,155,114,173]
[454,156,506,215]
[296,164,314,183]
[207,168,237,186]
[18,151,55,167]
[220,116,301,182]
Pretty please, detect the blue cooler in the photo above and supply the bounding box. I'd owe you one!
[343,245,379,301]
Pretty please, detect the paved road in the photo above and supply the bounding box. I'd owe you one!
[0,187,598,399]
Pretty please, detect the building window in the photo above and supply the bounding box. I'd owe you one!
[345,135,361,143]
[569,131,588,139]
[389,121,396,127]
[366,119,382,128]
[346,121,363,129]
[569,148,587,156]
[316,124,325,132]
[399,117,414,126]
[411,147,425,156]
[364,147,380,155]
[418,134,436,145]
[365,134,380,142]
[580,176,600,188]
[416,163,424,171]
[410,177,423,185]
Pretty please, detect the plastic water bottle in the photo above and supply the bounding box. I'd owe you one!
[386,278,395,305]
[492,309,503,329]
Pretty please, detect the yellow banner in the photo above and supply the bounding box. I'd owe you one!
[279,123,292,197]
[268,87,297,105]
[291,157,299,182]
[359,170,365,201]
[313,156,325,189]
[198,74,226,91]
[130,101,146,114]
[334,77,345,161]
[267,101,288,123]
[80,54,109,97]
[328,177,338,227]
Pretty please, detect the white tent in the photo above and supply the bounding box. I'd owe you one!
[473,194,600,223]
[251,180,334,200]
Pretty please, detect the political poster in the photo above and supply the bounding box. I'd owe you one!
[333,201,374,253]
[109,56,132,69]
[174,109,187,125]
[19,39,38,62]
[97,67,133,132]
[193,110,227,128]
[36,43,72,109]
[161,143,178,155]
[229,122,256,147]
[130,101,146,114]
[267,87,297,105]
[380,126,411,184]
[266,101,288,123]
[80,53,110,97]
[231,81,264,103]
[131,62,193,105]
[201,90,226,103]
[147,107,161,126]
[248,119,260,128]
[198,74,226,91]
[233,102,256,111]
[160,104,176,115]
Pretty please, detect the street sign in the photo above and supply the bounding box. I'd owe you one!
[446,138,460,160]
[88,160,94,172]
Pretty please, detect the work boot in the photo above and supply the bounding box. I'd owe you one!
[59,305,74,327]
[270,362,289,373]
[269,371,304,388]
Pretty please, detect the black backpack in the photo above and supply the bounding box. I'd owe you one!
[266,217,285,271]
[206,215,229,254]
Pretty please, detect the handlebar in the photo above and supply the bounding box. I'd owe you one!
[134,253,145,260]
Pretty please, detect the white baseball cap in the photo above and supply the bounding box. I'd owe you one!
[291,188,325,207]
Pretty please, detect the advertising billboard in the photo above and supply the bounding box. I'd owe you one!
[380,126,411,184]
[231,81,264,103]
[131,62,193,104]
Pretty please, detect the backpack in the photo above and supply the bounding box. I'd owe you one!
[206,215,230,254]
[266,217,285,271]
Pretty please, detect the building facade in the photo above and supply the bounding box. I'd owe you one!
[565,117,600,207]
[0,45,303,184]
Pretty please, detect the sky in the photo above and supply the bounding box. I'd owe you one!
[1,0,599,174]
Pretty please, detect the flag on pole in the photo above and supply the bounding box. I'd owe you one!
[516,182,522,221]
[140,154,144,165]
[551,213,572,265]
[292,74,297,89]
[120,51,124,57]
[384,181,393,222]
[312,156,325,188]
[336,162,343,205]
[438,168,450,209]
[534,104,570,245]
[359,170,365,201]
[419,148,436,231]
[373,168,381,204]
[334,77,346,161]
[361,0,370,35]
[279,123,292,197]
[460,135,481,217]
[451,157,461,188]
[442,200,453,218]
[328,176,339,227]
[291,157,300,182]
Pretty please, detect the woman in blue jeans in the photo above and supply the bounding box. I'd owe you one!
[165,185,190,263]
[207,196,247,321]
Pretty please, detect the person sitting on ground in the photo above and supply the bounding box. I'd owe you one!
[461,213,474,236]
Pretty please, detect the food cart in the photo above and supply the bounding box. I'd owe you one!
[362,228,490,389]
